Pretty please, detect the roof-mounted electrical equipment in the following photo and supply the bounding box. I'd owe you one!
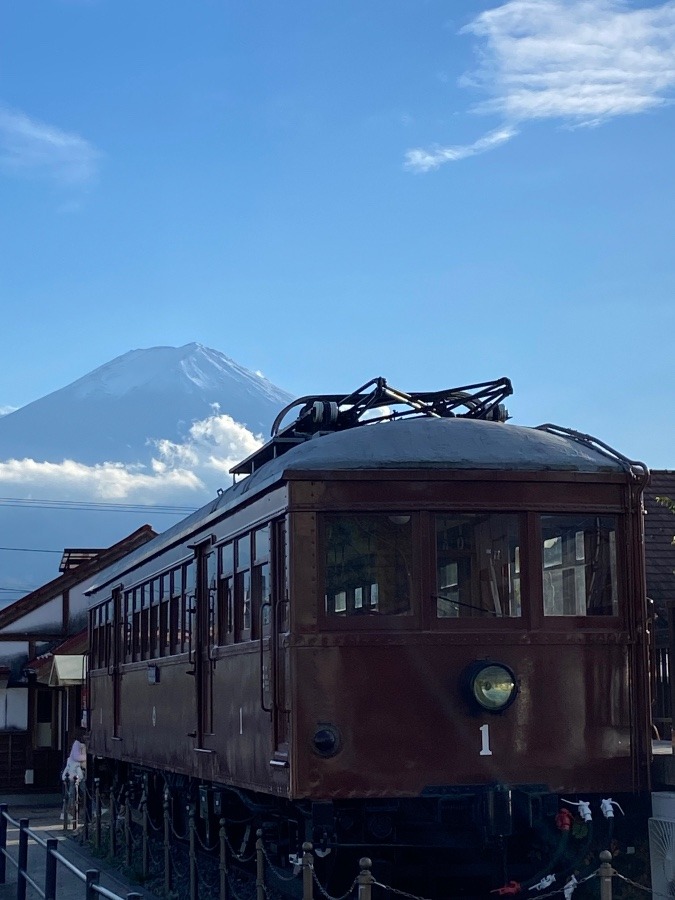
[231,376,513,476]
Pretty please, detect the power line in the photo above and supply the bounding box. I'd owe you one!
[0,497,197,515]
[0,587,33,594]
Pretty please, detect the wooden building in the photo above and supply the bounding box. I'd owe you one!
[646,470,675,739]
[0,526,156,792]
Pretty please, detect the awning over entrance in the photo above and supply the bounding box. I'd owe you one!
[48,655,87,686]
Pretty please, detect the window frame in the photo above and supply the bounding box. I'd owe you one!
[318,511,422,630]
[534,511,625,628]
[431,511,527,629]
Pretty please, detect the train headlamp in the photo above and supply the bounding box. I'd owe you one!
[465,662,517,712]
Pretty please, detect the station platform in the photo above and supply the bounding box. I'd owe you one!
[0,794,153,900]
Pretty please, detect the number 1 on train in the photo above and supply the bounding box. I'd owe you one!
[479,724,493,756]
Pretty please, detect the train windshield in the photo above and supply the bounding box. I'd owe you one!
[324,514,413,616]
[435,514,522,618]
[541,514,618,616]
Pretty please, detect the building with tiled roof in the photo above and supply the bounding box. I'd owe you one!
[645,470,675,736]
[0,525,157,791]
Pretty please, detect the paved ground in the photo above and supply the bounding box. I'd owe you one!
[0,795,153,900]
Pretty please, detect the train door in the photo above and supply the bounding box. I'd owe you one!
[272,517,290,760]
[193,540,216,745]
[111,587,122,737]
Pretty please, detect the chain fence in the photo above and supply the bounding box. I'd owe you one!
[67,788,655,900]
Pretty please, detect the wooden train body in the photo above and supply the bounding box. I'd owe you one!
[85,380,651,889]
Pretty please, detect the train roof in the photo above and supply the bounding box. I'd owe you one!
[243,417,635,477]
[86,416,646,601]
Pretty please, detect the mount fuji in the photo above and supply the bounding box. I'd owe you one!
[0,344,292,466]
[0,344,294,604]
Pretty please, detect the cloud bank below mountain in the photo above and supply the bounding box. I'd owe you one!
[0,411,262,506]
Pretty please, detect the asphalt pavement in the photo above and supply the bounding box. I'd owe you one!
[0,794,154,900]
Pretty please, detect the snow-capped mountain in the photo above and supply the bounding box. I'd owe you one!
[0,344,294,605]
[0,344,292,465]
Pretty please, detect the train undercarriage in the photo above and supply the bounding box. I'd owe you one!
[91,757,648,897]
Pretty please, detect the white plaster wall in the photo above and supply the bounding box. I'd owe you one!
[0,641,29,667]
[0,688,28,729]
[8,596,63,632]
[68,581,94,630]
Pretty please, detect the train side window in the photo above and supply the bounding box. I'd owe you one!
[103,600,113,668]
[435,514,522,618]
[253,526,271,637]
[133,588,142,661]
[140,584,150,660]
[277,517,290,633]
[95,601,109,668]
[160,573,171,656]
[124,590,134,662]
[207,551,217,646]
[149,578,161,659]
[541,514,618,616]
[218,543,234,644]
[103,600,115,666]
[170,568,183,654]
[252,562,271,637]
[185,561,196,652]
[323,514,413,616]
[236,534,252,641]
[90,608,100,668]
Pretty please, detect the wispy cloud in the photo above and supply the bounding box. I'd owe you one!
[0,412,263,505]
[0,406,17,417]
[0,105,100,185]
[405,125,519,171]
[406,0,675,171]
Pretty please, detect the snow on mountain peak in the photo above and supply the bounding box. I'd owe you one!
[0,344,294,466]
[0,344,295,603]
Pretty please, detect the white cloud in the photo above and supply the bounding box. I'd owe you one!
[151,413,263,478]
[0,406,17,417]
[406,0,675,170]
[0,105,100,185]
[0,412,263,505]
[405,125,519,172]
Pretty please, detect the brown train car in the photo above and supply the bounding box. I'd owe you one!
[86,378,651,893]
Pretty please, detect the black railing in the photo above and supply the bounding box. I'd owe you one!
[0,803,141,900]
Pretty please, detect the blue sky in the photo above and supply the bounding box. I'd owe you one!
[0,0,673,468]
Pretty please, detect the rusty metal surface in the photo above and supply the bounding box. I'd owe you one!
[87,433,649,812]
[292,637,635,798]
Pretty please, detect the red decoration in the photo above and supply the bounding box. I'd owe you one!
[556,808,574,831]
[491,881,521,895]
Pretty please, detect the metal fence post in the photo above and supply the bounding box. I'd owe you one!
[82,779,89,843]
[357,857,374,900]
[44,838,58,900]
[109,789,117,859]
[124,790,132,869]
[0,804,8,884]
[219,818,229,900]
[73,777,81,832]
[256,829,265,900]
[141,796,148,879]
[94,779,101,852]
[599,850,614,900]
[189,806,198,900]
[62,779,69,832]
[302,841,314,900]
[17,818,29,900]
[163,790,172,897]
[85,869,100,900]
